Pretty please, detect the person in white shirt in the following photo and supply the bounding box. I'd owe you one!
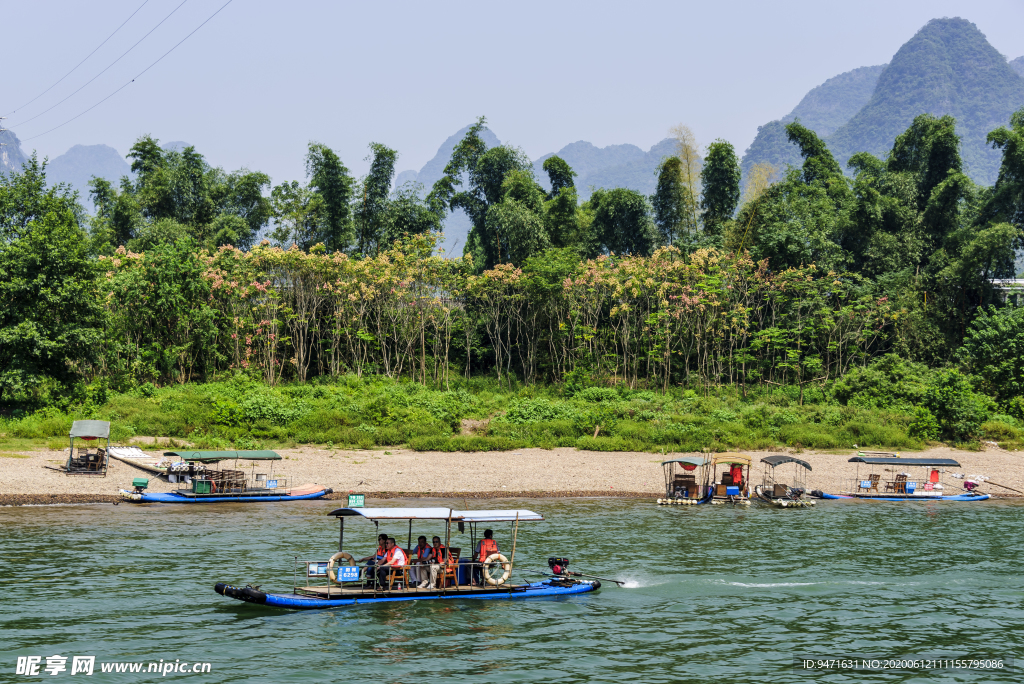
[374,538,408,588]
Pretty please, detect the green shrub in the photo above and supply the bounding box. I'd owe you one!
[923,369,990,442]
[908,407,940,441]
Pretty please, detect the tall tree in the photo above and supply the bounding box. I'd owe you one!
[541,156,576,199]
[669,123,702,233]
[700,139,741,240]
[652,156,687,246]
[0,159,102,401]
[305,142,355,252]
[356,143,398,255]
[429,117,535,268]
[986,107,1024,244]
[587,188,658,257]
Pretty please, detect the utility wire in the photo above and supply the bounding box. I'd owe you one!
[21,0,235,142]
[10,0,190,129]
[3,0,153,117]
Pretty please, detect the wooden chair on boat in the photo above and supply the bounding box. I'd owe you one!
[386,564,409,590]
[886,473,908,494]
[867,474,880,492]
[438,548,461,589]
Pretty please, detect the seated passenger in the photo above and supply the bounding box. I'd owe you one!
[374,538,408,588]
[357,534,389,569]
[427,536,447,589]
[473,529,500,586]
[410,535,432,588]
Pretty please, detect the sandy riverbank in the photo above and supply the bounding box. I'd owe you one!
[2,444,1023,506]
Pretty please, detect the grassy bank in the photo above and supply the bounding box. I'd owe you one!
[3,367,1023,454]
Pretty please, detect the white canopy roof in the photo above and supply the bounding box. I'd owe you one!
[328,507,543,522]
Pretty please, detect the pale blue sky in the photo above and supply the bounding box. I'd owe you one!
[5,0,1024,183]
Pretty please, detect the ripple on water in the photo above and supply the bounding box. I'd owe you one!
[2,498,1023,682]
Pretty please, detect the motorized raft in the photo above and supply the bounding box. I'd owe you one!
[215,507,603,609]
[753,455,815,508]
[811,453,990,502]
[118,450,331,503]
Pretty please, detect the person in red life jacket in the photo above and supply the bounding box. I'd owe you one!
[357,533,389,569]
[473,529,500,586]
[374,537,408,588]
[410,535,432,588]
[427,536,448,589]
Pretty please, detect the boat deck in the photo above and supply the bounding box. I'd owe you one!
[296,583,526,598]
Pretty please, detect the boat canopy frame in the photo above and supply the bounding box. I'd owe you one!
[761,455,812,471]
[65,420,110,476]
[321,507,543,598]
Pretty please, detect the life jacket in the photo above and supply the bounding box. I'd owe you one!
[478,538,499,562]
[375,543,386,560]
[431,544,451,565]
[415,545,431,560]
[386,546,406,566]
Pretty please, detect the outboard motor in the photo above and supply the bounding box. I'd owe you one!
[548,557,570,576]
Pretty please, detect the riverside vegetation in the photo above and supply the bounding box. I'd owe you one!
[4,110,1024,454]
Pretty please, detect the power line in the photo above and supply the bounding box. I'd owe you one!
[3,0,153,118]
[9,0,190,129]
[21,0,236,143]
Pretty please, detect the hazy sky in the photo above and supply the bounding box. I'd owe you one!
[5,0,1024,184]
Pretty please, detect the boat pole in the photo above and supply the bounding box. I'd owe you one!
[979,479,1024,495]
[339,517,344,552]
[444,509,452,596]
[508,513,518,596]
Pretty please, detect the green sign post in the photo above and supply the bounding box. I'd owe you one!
[348,494,365,507]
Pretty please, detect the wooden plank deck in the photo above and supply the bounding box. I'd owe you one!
[296,583,524,598]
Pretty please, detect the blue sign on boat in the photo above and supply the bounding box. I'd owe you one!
[267,479,278,489]
[339,566,360,582]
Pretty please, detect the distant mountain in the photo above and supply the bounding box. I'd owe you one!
[46,144,131,207]
[741,65,885,178]
[828,18,1024,185]
[1011,56,1024,78]
[161,141,192,154]
[0,129,29,176]
[534,138,676,199]
[395,125,501,190]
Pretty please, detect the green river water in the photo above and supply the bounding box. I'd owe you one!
[2,498,1022,683]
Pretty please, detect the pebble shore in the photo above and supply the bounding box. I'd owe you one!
[1,444,1021,506]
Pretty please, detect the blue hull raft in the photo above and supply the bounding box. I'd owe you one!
[215,579,600,609]
[125,489,330,503]
[814,492,990,502]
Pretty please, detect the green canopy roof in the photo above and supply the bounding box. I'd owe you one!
[70,420,110,439]
[163,450,281,463]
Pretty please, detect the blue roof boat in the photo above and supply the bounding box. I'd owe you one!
[214,507,602,609]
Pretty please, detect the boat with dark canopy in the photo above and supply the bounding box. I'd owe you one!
[215,507,602,608]
[118,450,331,503]
[754,455,815,507]
[811,453,990,502]
[657,457,713,505]
[64,421,110,476]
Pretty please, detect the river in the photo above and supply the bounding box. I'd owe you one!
[2,498,1021,682]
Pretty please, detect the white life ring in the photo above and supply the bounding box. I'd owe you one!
[327,551,355,583]
[483,553,511,586]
